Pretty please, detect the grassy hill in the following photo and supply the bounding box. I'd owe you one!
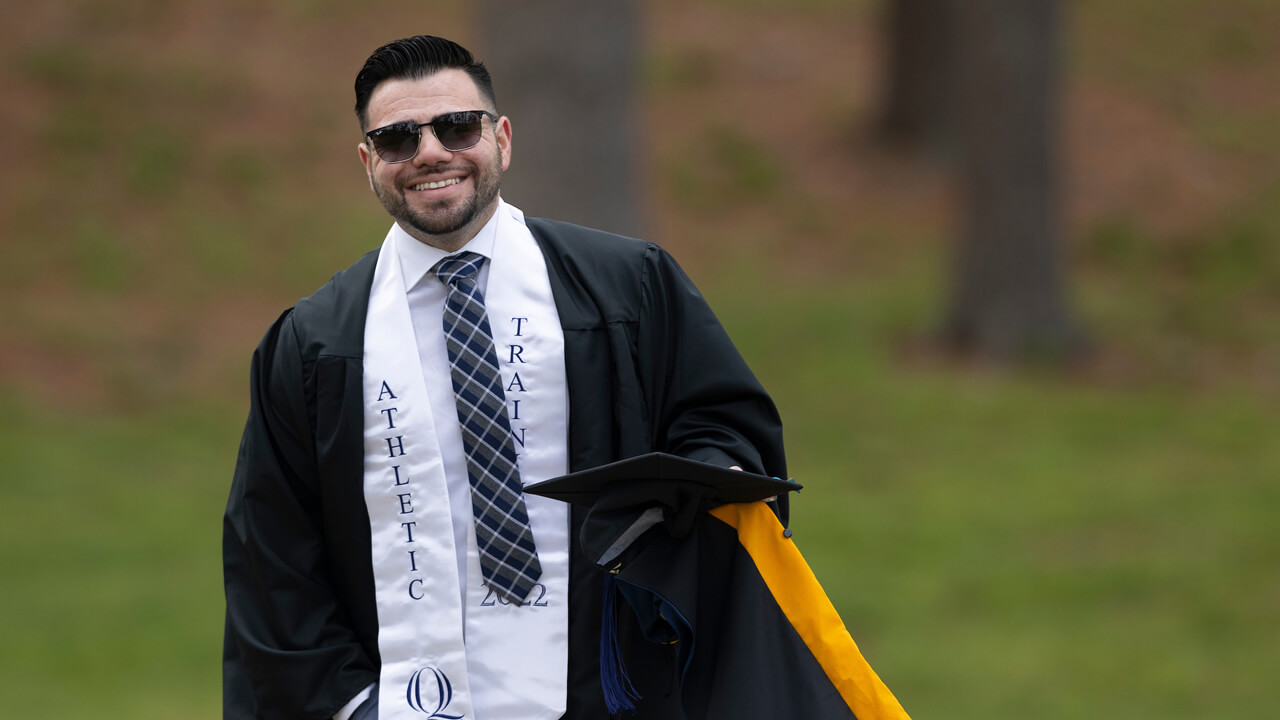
[1,1,1277,717]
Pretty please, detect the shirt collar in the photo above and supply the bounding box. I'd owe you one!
[393,199,504,293]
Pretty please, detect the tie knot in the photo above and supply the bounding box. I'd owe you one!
[433,251,486,287]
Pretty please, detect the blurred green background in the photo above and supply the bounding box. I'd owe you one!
[2,1,1277,718]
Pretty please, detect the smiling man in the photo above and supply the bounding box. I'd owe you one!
[357,69,507,250]
[222,35,786,720]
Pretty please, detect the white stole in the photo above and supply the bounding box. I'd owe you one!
[362,205,570,720]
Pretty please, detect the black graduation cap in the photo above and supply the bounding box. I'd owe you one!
[525,452,797,507]
[526,453,802,715]
[526,452,800,568]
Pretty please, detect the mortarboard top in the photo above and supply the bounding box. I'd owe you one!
[524,451,799,507]
[526,452,801,570]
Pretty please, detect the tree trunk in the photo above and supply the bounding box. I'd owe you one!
[941,0,1083,360]
[878,0,959,153]
[475,0,643,239]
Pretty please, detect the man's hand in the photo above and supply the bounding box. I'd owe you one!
[729,465,780,506]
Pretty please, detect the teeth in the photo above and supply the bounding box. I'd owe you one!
[411,178,461,191]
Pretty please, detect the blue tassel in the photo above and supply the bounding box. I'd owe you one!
[600,571,641,714]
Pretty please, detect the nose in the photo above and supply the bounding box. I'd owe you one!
[411,127,454,166]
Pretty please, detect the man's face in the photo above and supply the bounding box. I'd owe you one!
[358,69,512,252]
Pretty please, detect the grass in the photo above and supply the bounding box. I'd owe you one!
[2,273,1277,718]
[785,349,1278,718]
[0,400,239,720]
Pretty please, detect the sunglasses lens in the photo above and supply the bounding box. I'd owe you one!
[434,112,485,151]
[370,125,419,162]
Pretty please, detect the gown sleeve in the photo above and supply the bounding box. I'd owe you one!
[636,244,788,481]
[222,310,377,720]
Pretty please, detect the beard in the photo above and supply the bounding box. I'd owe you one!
[373,145,504,243]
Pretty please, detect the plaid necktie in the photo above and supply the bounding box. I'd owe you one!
[433,252,542,604]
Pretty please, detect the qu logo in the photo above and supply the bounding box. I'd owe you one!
[406,666,464,718]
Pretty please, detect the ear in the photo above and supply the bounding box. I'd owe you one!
[357,141,376,191]
[496,115,512,171]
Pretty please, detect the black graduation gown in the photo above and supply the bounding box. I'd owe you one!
[222,218,787,719]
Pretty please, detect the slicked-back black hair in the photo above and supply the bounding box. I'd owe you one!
[354,35,496,132]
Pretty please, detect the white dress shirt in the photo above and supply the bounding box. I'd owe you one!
[393,206,501,608]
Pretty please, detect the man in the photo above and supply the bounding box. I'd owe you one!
[223,35,785,720]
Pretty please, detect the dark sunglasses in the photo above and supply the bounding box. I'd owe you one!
[365,110,498,163]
